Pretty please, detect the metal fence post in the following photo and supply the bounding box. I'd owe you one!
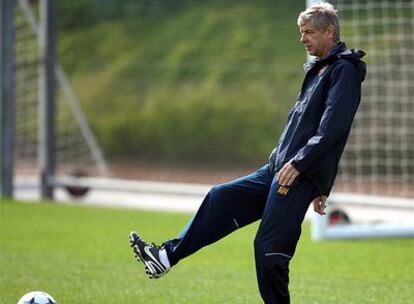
[0,0,15,199]
[39,0,57,200]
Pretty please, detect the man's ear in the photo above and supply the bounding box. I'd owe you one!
[326,25,335,39]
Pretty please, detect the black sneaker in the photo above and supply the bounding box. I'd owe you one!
[129,231,170,279]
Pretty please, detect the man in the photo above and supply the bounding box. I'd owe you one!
[129,2,366,303]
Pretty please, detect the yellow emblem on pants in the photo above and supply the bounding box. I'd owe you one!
[277,185,290,196]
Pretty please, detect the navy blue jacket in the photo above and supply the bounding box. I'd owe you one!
[269,42,366,197]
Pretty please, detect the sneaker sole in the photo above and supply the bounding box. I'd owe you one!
[129,232,156,279]
[129,232,143,262]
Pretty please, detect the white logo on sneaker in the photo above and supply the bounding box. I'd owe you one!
[144,246,166,272]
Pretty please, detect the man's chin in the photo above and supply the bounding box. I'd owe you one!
[306,50,321,58]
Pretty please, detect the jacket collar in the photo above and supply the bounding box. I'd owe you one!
[303,42,347,73]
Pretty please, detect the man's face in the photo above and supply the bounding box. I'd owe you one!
[299,22,334,58]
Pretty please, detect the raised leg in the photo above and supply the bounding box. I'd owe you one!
[163,164,274,266]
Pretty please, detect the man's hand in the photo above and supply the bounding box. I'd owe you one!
[312,195,328,215]
[277,162,300,186]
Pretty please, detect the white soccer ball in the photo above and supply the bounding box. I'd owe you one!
[17,291,57,304]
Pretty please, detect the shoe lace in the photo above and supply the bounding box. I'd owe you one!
[141,239,158,248]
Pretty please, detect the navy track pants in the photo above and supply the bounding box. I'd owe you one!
[163,164,318,304]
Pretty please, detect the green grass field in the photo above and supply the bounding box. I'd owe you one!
[1,200,413,303]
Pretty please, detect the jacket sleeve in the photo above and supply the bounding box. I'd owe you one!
[291,62,361,173]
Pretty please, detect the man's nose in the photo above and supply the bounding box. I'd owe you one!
[300,34,306,43]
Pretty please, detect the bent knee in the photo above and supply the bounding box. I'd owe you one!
[208,184,232,201]
[254,237,294,261]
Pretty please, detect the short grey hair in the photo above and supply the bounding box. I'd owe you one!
[297,2,341,42]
